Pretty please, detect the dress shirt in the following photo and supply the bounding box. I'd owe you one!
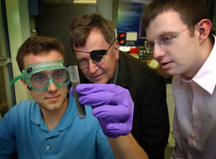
[171,35,216,159]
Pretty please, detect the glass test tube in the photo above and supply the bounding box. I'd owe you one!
[68,65,86,119]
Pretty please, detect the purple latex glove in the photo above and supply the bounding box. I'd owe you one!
[70,83,134,138]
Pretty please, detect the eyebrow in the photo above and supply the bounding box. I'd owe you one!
[73,49,92,54]
[147,31,176,43]
[73,40,115,54]
[76,54,91,61]
[159,31,176,38]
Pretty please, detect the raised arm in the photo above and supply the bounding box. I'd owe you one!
[70,83,149,159]
[108,133,148,159]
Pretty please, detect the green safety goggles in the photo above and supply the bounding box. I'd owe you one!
[10,59,71,91]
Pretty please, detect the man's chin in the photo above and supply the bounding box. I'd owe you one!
[40,104,61,112]
[89,77,108,84]
[164,69,179,76]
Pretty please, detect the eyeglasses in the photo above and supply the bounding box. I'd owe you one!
[147,27,188,50]
[73,40,115,69]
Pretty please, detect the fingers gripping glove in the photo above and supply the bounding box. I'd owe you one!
[70,83,134,138]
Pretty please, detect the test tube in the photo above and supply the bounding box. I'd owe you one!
[68,65,86,119]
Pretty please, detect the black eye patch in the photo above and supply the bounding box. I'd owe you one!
[90,50,106,62]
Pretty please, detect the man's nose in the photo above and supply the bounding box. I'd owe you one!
[47,81,58,92]
[152,44,165,60]
[88,60,98,73]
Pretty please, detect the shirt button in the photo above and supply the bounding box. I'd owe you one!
[46,146,50,150]
[192,135,196,140]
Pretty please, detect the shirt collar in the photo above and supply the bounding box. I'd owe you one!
[30,103,43,125]
[116,51,130,88]
[30,103,50,132]
[108,64,119,84]
[181,35,216,94]
[58,92,77,131]
[30,92,77,131]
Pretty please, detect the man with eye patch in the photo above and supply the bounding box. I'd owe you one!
[142,0,216,158]
[70,13,170,159]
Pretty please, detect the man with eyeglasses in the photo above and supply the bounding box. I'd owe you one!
[142,0,216,158]
[0,36,148,159]
[70,13,170,159]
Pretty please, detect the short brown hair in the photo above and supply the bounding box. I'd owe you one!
[142,0,210,35]
[16,36,66,72]
[70,13,115,48]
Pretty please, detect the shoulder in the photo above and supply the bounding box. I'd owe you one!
[1,100,37,134]
[119,51,164,83]
[12,100,36,112]
[120,51,161,75]
[4,100,37,120]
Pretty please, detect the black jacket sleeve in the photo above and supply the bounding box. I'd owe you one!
[117,52,170,159]
[138,74,169,159]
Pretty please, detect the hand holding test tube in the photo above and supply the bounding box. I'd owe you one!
[73,83,134,138]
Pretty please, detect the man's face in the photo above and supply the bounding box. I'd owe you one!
[146,10,201,79]
[21,50,68,112]
[74,28,119,83]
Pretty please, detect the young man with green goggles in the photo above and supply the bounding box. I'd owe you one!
[0,36,148,159]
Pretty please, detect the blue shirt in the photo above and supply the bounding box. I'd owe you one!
[0,93,114,159]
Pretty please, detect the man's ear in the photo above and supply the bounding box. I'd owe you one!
[197,19,212,44]
[113,40,119,60]
[20,78,30,91]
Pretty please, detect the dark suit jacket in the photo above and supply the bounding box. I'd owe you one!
[79,51,170,159]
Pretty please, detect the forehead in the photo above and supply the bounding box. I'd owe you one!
[145,10,186,40]
[74,28,110,59]
[23,50,64,68]
[75,28,109,50]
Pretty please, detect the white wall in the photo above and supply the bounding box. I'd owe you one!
[5,0,32,103]
[97,0,113,21]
